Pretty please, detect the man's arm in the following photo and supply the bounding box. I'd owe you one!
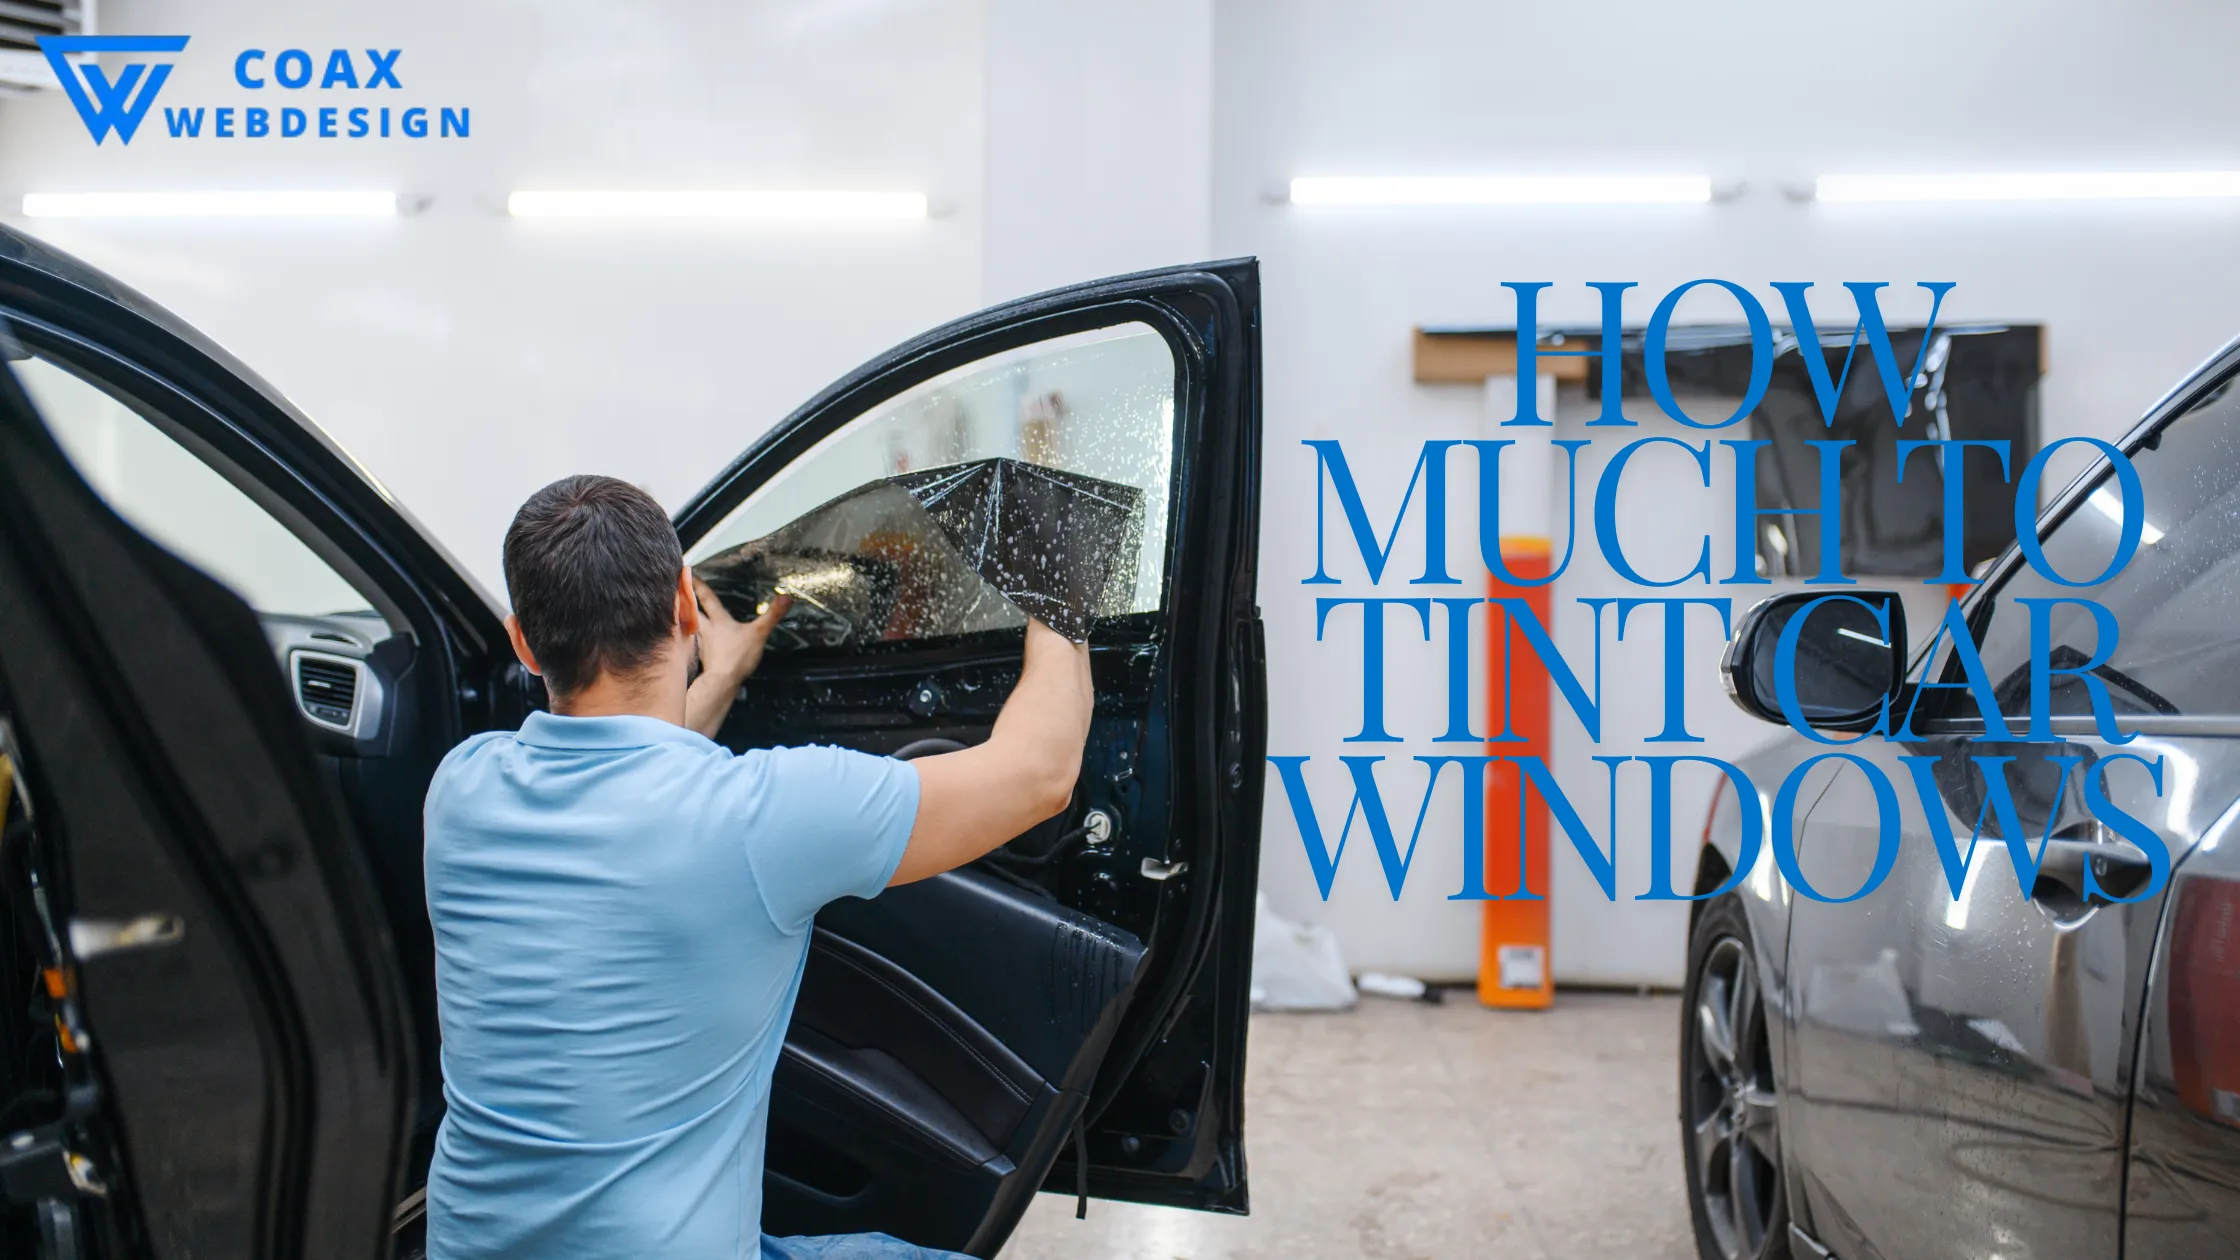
[891,619,1093,885]
[685,578,791,739]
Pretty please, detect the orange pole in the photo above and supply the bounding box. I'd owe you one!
[1479,542,1554,1009]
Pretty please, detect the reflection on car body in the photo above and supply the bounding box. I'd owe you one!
[1694,334,2240,1260]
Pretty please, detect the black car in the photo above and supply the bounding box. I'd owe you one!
[1693,337,2240,1259]
[0,228,1268,1259]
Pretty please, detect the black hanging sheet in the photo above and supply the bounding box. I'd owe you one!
[694,457,1144,648]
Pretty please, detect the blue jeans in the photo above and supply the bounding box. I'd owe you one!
[760,1234,971,1260]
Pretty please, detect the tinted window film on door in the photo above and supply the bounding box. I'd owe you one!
[686,322,1177,649]
[1924,370,2240,725]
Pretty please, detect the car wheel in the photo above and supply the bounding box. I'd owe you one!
[1681,893,1787,1260]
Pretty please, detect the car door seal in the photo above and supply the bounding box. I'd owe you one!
[1072,1116,1088,1220]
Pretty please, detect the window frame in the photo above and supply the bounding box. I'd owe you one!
[673,294,1206,634]
[3,311,415,635]
[689,320,1177,604]
[0,242,509,704]
[1910,344,2240,738]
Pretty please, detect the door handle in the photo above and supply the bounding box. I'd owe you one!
[67,914,184,961]
[2033,826,2154,904]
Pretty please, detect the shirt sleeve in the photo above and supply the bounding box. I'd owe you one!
[736,744,921,934]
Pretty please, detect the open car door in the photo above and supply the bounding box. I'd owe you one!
[0,329,414,1256]
[676,260,1266,1254]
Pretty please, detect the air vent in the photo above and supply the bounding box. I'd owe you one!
[0,1,88,90]
[295,654,361,732]
[0,1,74,52]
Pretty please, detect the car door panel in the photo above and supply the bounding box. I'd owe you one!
[813,872,1149,1091]
[1787,731,2208,1260]
[0,240,528,1206]
[766,877,1147,1248]
[1778,349,2240,1260]
[679,261,1262,1249]
[0,345,415,1257]
[722,637,1171,935]
[2125,820,2240,1258]
[794,925,1055,1152]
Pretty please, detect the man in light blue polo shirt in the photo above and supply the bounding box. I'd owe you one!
[423,475,1092,1260]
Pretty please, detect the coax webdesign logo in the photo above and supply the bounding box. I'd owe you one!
[38,35,469,146]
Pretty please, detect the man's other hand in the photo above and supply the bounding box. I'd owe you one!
[889,618,1094,885]
[685,577,790,738]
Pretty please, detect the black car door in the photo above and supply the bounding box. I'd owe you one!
[0,223,527,1244]
[673,260,1265,1253]
[0,332,416,1256]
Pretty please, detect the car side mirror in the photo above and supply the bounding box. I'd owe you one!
[1722,590,1907,731]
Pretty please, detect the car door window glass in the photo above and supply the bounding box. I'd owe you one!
[11,350,381,623]
[1925,373,2240,724]
[685,322,1177,636]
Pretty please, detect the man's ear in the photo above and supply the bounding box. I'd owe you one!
[674,566,701,638]
[504,613,542,676]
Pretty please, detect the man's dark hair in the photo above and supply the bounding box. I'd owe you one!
[503,475,684,697]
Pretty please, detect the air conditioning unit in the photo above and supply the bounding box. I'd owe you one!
[0,0,93,94]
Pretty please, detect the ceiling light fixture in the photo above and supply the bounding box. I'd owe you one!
[1814,171,2240,202]
[506,190,929,220]
[1287,175,1715,206]
[21,190,400,217]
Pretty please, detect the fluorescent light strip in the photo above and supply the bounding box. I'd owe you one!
[1289,175,1712,206]
[507,190,928,220]
[1816,172,2240,202]
[22,190,398,218]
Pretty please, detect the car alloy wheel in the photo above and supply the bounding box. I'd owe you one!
[1685,927,1783,1260]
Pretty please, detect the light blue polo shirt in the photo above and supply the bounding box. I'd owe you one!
[422,712,919,1260]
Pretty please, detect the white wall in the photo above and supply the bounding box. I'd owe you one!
[0,0,989,599]
[12,0,2240,988]
[1217,0,2240,983]
[982,0,1212,303]
[0,0,1221,593]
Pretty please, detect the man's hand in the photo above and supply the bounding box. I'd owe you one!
[889,618,1094,885]
[685,577,791,738]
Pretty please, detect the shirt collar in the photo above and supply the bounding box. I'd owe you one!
[514,711,715,752]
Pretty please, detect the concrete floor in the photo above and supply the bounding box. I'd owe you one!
[1003,991,1693,1260]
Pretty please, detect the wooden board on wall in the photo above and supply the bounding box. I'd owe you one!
[1412,329,1589,384]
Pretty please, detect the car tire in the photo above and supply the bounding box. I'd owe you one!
[1680,892,1789,1260]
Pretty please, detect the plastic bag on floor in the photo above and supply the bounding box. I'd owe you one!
[1250,894,1356,1012]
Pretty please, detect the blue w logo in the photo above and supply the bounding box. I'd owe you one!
[37,35,191,145]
